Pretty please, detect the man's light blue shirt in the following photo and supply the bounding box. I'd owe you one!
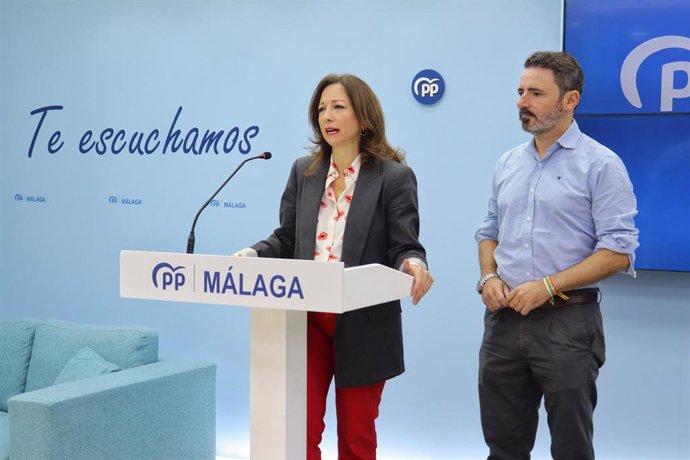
[476,121,639,290]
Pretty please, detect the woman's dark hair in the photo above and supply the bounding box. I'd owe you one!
[306,74,403,175]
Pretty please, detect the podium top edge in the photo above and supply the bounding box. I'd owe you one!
[120,250,347,268]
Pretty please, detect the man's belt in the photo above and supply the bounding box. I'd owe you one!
[539,288,600,309]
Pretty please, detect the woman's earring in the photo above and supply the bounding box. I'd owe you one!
[360,127,369,136]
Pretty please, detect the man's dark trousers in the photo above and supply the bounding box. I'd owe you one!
[479,295,605,460]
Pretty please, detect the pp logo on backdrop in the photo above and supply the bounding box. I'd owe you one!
[621,35,690,112]
[152,262,186,291]
[412,69,445,105]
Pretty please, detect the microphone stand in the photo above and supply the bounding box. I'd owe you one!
[186,152,271,254]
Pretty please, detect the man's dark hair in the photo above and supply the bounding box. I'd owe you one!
[525,51,584,96]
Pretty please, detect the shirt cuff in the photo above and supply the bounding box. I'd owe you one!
[595,233,638,278]
[623,254,637,278]
[232,247,258,257]
[400,257,427,272]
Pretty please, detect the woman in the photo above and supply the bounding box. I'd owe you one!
[236,74,433,459]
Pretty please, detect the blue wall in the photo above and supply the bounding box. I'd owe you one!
[1,1,688,458]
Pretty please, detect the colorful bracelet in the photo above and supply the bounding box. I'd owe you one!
[545,276,570,302]
[542,277,555,304]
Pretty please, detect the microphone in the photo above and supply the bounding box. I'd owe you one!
[186,151,272,254]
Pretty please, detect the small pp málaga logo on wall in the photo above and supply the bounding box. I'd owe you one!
[107,195,142,205]
[412,69,445,105]
[15,193,46,203]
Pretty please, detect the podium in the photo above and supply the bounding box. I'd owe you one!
[120,250,413,459]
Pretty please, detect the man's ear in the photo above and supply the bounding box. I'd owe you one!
[564,90,581,110]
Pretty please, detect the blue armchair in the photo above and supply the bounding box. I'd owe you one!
[0,319,216,460]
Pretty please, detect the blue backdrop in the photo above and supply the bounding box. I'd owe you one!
[1,1,689,459]
[565,0,690,272]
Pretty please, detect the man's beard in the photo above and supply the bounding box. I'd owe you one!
[519,101,565,135]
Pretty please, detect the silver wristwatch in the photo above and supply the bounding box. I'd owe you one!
[476,272,500,294]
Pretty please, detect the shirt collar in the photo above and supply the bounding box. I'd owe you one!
[525,120,581,160]
[557,120,580,150]
[327,154,362,181]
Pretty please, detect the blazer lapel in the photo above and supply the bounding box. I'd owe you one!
[342,159,383,267]
[298,158,329,260]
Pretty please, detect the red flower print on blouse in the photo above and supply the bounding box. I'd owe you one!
[334,209,345,221]
[328,253,338,261]
[345,194,352,203]
[317,232,328,240]
[346,165,355,175]
[320,200,327,208]
[314,250,320,257]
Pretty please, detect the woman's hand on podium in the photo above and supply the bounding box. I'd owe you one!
[402,259,434,305]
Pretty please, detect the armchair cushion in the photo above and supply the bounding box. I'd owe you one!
[9,360,216,460]
[25,320,157,392]
[0,321,36,412]
[53,347,121,386]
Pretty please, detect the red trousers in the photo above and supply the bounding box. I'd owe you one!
[307,311,385,460]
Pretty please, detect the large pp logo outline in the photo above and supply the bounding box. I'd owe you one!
[412,69,445,105]
[152,262,186,291]
[620,35,690,111]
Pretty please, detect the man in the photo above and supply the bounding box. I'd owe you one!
[475,51,639,460]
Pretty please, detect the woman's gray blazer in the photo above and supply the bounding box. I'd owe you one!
[252,155,427,387]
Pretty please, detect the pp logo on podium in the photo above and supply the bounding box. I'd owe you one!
[412,69,445,105]
[152,262,187,291]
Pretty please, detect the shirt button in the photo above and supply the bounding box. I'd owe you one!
[524,243,529,248]
[526,216,532,221]
[530,188,534,193]
[526,272,531,276]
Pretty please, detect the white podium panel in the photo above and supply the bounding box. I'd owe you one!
[119,250,413,459]
[120,250,412,313]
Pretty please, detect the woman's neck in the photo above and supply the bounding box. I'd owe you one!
[331,147,359,173]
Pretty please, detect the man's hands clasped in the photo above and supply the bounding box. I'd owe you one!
[481,278,551,316]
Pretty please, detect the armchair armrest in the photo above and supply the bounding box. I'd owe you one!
[8,360,216,460]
